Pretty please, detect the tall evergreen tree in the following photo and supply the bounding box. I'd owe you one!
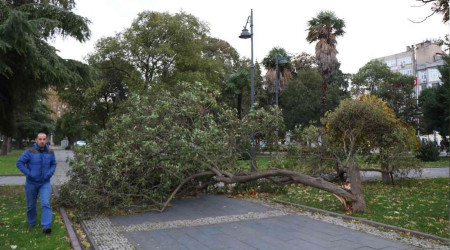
[306,11,345,116]
[0,0,90,136]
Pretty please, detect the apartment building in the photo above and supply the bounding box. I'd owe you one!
[374,40,446,96]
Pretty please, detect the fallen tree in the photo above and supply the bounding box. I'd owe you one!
[58,82,360,218]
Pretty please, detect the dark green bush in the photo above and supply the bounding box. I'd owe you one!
[417,139,440,162]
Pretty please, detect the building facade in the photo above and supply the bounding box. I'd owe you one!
[374,40,446,96]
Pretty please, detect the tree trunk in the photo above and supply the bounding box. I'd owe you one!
[1,136,8,155]
[16,137,23,150]
[379,149,391,184]
[6,137,12,153]
[348,157,366,213]
[237,93,242,120]
[216,169,356,203]
[380,162,391,184]
[320,73,329,117]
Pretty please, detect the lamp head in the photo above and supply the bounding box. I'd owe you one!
[239,28,251,39]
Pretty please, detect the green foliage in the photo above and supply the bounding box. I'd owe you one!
[306,11,345,43]
[15,101,55,141]
[119,10,238,91]
[58,82,281,217]
[419,55,449,138]
[276,178,450,238]
[327,95,401,153]
[291,52,316,72]
[0,0,90,136]
[352,60,418,126]
[306,10,345,115]
[0,186,70,249]
[262,47,292,70]
[417,139,440,162]
[225,68,250,119]
[281,68,344,130]
[211,179,287,195]
[325,95,420,177]
[421,157,449,167]
[254,61,269,108]
[58,11,241,134]
[282,125,337,176]
[262,47,292,99]
[248,105,285,154]
[306,10,345,75]
[53,112,97,145]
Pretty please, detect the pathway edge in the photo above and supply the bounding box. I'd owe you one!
[261,196,450,244]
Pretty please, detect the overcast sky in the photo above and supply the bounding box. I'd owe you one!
[51,0,449,74]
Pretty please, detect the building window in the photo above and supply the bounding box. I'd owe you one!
[397,56,412,66]
[399,69,412,75]
[427,68,441,82]
[385,59,396,67]
[418,71,427,83]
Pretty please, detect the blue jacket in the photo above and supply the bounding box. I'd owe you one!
[16,143,57,183]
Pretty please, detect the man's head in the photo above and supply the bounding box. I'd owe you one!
[35,132,47,149]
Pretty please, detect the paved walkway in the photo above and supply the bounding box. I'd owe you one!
[360,167,449,181]
[83,195,413,250]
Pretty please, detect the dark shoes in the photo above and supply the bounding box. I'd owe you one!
[28,224,35,230]
[42,228,52,234]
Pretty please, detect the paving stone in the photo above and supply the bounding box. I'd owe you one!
[285,238,329,250]
[109,195,273,226]
[166,230,211,250]
[331,239,365,249]
[82,195,417,250]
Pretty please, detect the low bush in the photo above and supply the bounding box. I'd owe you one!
[417,139,440,162]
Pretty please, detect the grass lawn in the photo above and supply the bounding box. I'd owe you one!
[275,178,449,238]
[421,157,449,167]
[0,186,70,249]
[237,156,448,172]
[236,156,271,170]
[0,150,24,175]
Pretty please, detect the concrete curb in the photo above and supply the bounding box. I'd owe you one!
[0,174,24,177]
[261,196,450,244]
[52,186,83,250]
[81,220,99,250]
[60,207,83,250]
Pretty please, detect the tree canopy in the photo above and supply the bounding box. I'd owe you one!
[325,95,418,210]
[419,55,450,138]
[0,0,90,136]
[352,60,418,126]
[262,47,292,98]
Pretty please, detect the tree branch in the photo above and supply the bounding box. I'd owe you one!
[160,171,215,212]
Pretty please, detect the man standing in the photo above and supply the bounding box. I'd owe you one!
[16,132,56,234]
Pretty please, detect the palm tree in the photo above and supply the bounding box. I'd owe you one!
[262,47,292,105]
[306,11,345,116]
[225,69,250,119]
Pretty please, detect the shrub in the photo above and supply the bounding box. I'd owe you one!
[417,139,440,162]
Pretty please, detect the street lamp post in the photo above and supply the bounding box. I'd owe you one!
[274,54,287,155]
[239,9,256,171]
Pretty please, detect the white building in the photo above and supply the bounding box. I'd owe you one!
[374,40,446,96]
